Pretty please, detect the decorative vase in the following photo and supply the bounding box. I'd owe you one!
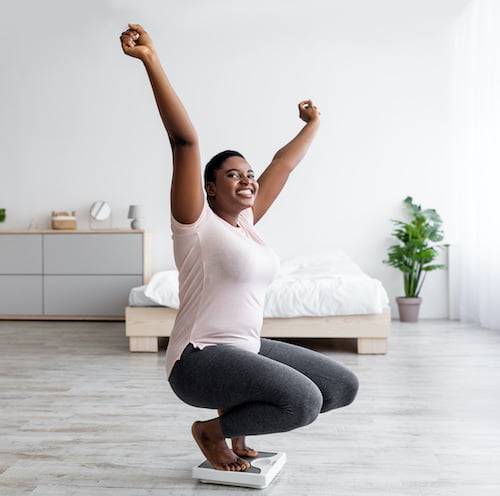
[396,297,422,322]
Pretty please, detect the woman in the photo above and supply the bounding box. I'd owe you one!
[120,24,358,472]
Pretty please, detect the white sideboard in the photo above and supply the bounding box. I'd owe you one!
[0,230,150,320]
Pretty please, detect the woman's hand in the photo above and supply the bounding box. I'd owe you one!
[298,100,321,123]
[120,24,155,60]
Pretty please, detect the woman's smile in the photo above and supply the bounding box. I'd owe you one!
[236,187,255,198]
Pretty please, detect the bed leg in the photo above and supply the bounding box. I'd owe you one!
[129,337,159,352]
[357,338,387,354]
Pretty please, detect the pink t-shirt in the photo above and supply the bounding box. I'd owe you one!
[166,204,280,377]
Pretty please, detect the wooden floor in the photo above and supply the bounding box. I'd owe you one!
[1,319,499,496]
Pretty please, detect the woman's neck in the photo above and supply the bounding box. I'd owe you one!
[208,200,241,227]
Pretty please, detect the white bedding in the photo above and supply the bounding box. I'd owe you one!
[129,251,389,317]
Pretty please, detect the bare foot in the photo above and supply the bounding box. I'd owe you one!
[192,420,250,472]
[231,437,259,458]
[218,409,259,458]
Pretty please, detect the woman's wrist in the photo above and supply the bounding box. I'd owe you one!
[141,48,159,66]
[304,116,320,128]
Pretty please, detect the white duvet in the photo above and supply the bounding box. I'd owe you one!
[129,251,389,317]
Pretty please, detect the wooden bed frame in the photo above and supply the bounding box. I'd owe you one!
[125,306,391,354]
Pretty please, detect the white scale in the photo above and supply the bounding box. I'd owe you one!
[192,451,286,489]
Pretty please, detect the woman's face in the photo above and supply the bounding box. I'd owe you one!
[207,156,259,211]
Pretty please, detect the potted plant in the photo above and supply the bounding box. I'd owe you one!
[383,197,447,322]
[0,209,5,223]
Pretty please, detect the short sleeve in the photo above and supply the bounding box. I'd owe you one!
[171,203,209,236]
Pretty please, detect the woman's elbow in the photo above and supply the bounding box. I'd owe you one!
[169,135,199,148]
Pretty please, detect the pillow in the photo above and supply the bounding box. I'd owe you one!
[144,270,180,307]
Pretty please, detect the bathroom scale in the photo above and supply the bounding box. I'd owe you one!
[192,451,286,489]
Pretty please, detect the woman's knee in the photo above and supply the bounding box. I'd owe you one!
[340,369,359,407]
[286,382,323,429]
[322,368,359,412]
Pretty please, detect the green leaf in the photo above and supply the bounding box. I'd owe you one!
[423,264,446,271]
[384,197,446,295]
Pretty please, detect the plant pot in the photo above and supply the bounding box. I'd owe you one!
[396,297,422,322]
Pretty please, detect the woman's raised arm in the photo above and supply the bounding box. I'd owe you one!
[120,24,204,224]
[252,100,320,223]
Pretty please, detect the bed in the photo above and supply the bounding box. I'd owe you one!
[125,251,391,354]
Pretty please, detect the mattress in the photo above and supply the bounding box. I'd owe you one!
[129,251,389,317]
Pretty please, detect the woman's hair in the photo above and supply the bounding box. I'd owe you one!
[204,150,245,186]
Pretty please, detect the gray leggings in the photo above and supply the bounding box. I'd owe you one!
[168,339,359,438]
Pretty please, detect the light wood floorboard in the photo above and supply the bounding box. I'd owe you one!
[0,319,499,495]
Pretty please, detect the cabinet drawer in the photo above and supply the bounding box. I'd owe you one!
[44,233,143,274]
[0,275,43,315]
[0,235,43,274]
[44,275,143,316]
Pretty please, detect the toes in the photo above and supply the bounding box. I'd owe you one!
[233,447,259,458]
[218,459,249,471]
[226,460,249,471]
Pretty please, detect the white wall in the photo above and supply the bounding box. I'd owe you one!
[0,0,470,318]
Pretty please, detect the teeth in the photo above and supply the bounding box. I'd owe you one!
[237,189,253,195]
